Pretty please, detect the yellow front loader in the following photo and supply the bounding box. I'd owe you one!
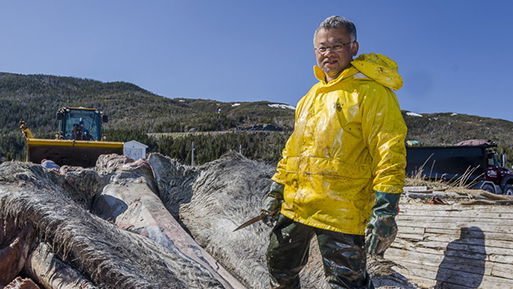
[20,107,124,167]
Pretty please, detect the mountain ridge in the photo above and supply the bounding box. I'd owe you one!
[2,72,513,165]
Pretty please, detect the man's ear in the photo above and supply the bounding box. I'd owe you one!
[351,41,359,57]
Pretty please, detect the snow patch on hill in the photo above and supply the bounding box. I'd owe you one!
[406,112,423,117]
[268,103,295,110]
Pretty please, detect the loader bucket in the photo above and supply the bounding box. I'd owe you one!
[27,138,124,168]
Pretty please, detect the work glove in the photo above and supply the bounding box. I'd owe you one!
[261,181,284,227]
[366,191,401,256]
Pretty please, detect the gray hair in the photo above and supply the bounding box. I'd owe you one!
[313,16,357,44]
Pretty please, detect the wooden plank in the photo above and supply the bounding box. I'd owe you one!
[388,202,513,286]
[485,253,513,264]
[414,241,513,257]
[399,203,513,212]
[397,218,513,228]
[393,273,435,289]
[397,226,427,234]
[388,244,513,273]
[437,256,489,275]
[385,248,444,267]
[385,254,513,280]
[391,238,446,255]
[414,241,486,255]
[424,268,482,288]
[396,232,426,241]
[387,247,513,282]
[488,262,513,280]
[389,255,513,288]
[397,206,513,216]
[398,213,513,223]
[436,269,513,288]
[397,229,513,249]
[399,207,513,215]
[396,220,513,234]
[398,208,513,219]
[390,260,438,280]
[410,226,513,242]
[391,238,513,264]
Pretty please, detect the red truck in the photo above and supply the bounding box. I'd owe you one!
[405,139,513,195]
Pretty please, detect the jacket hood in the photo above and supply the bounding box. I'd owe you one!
[351,53,403,91]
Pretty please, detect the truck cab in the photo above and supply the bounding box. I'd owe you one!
[485,151,513,195]
[406,140,513,195]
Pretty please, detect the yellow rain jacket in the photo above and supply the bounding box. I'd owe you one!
[272,53,407,235]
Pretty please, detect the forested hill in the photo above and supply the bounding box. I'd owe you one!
[0,72,295,136]
[2,72,513,165]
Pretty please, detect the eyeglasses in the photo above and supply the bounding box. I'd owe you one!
[314,41,354,54]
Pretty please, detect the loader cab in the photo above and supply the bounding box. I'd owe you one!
[56,107,108,141]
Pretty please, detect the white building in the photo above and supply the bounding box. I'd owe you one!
[123,140,148,160]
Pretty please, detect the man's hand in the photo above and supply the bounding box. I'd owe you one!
[366,214,398,256]
[366,191,400,256]
[261,182,284,227]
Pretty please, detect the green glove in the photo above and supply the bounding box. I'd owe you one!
[366,191,401,256]
[261,181,284,227]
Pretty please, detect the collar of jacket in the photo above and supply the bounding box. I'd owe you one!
[313,65,359,87]
[313,53,403,91]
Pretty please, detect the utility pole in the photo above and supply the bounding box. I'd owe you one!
[191,142,195,166]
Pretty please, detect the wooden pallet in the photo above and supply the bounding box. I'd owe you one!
[386,201,513,288]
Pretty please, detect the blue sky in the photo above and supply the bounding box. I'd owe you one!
[2,1,513,121]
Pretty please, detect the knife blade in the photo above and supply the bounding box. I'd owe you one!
[233,212,267,232]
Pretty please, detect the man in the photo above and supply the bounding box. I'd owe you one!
[262,16,407,289]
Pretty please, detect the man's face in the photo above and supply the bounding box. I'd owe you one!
[314,27,359,82]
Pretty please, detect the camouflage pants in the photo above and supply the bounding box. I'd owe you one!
[266,214,374,289]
